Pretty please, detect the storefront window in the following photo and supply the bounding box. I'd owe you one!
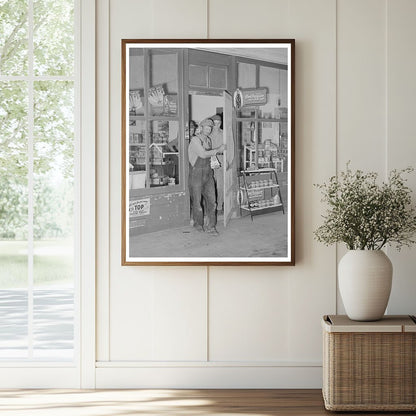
[148,120,179,187]
[257,122,283,171]
[129,120,146,189]
[149,52,178,116]
[239,120,285,173]
[237,60,288,173]
[129,49,144,116]
[259,65,280,119]
[128,48,182,192]
[237,62,256,119]
[239,121,256,170]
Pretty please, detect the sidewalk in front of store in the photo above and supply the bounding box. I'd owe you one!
[129,210,288,258]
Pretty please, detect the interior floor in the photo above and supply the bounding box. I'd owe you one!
[0,389,412,415]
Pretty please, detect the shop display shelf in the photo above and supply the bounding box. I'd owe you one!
[240,184,280,190]
[241,203,283,211]
[239,168,285,220]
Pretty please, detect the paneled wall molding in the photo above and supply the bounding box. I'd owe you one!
[96,366,322,388]
[96,361,322,368]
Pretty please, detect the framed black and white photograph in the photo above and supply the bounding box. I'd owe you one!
[122,39,295,265]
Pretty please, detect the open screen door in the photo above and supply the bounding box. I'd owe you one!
[223,91,235,227]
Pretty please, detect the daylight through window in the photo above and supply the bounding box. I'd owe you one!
[0,0,77,361]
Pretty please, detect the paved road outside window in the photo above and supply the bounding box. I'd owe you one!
[0,288,74,360]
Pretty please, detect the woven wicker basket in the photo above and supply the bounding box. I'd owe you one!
[322,315,416,411]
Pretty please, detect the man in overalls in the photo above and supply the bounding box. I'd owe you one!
[188,118,225,235]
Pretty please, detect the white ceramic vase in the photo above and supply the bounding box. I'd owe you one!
[338,250,393,321]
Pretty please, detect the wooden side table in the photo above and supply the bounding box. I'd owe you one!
[322,315,416,411]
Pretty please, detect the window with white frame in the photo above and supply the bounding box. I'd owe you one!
[0,0,78,361]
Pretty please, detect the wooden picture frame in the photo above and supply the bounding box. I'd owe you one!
[122,39,295,265]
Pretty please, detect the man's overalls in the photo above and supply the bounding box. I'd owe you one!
[189,135,216,230]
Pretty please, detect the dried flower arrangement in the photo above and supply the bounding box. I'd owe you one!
[314,164,416,250]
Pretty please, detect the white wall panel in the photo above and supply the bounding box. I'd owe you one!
[209,0,289,38]
[110,0,154,38]
[149,0,207,38]
[386,0,416,315]
[209,268,290,361]
[337,0,387,172]
[109,0,207,39]
[151,271,208,361]
[110,268,207,361]
[109,270,155,360]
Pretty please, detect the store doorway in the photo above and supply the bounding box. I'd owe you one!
[188,91,237,227]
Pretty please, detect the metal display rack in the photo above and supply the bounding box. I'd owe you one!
[239,168,284,221]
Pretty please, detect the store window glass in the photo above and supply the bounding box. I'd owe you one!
[149,51,178,116]
[237,61,288,173]
[148,120,179,187]
[259,66,280,119]
[237,62,256,119]
[129,120,146,189]
[129,48,144,116]
[257,122,282,171]
[238,121,256,170]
